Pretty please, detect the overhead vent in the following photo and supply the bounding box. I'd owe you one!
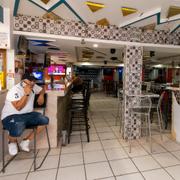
[121,7,137,16]
[86,1,105,12]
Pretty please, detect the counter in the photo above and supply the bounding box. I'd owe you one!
[166,87,180,142]
[35,82,72,149]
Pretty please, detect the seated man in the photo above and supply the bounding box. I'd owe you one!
[1,73,49,156]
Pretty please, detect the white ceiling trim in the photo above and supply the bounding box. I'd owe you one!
[119,7,180,28]
[31,0,60,10]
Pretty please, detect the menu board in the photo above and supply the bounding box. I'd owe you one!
[0,32,9,49]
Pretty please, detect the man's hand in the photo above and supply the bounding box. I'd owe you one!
[37,94,44,105]
[24,85,32,95]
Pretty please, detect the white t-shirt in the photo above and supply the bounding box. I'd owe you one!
[1,82,42,120]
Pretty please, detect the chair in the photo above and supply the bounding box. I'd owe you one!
[1,93,51,173]
[68,83,91,143]
[129,96,152,153]
[151,91,165,134]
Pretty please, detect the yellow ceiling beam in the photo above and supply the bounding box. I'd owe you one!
[167,6,180,18]
[41,0,50,4]
[86,1,105,12]
[121,7,137,16]
[96,18,109,26]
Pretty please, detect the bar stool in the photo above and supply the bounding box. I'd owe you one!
[129,96,152,152]
[1,94,51,173]
[68,83,91,143]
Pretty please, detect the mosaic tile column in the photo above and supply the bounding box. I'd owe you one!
[123,45,143,139]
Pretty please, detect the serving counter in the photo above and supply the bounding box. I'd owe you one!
[35,82,72,149]
[166,87,180,142]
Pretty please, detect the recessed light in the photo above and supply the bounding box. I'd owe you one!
[93,44,98,48]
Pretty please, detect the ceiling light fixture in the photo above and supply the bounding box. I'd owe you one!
[93,44,98,48]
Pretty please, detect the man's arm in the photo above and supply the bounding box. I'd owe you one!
[11,85,32,111]
[37,87,45,105]
[11,95,29,111]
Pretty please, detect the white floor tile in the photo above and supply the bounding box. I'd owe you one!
[141,142,167,154]
[84,150,107,164]
[94,122,108,128]
[37,148,60,157]
[109,159,138,176]
[101,139,121,149]
[69,135,81,143]
[132,155,161,171]
[142,169,173,180]
[85,162,113,180]
[61,143,82,154]
[105,148,128,160]
[98,132,116,140]
[166,165,180,180]
[0,174,27,180]
[161,141,180,151]
[60,153,83,167]
[0,159,33,176]
[172,150,180,160]
[96,127,112,133]
[116,173,144,180]
[124,145,149,157]
[33,155,59,171]
[152,152,180,167]
[98,177,115,180]
[119,139,139,147]
[83,141,102,152]
[81,133,99,142]
[27,169,56,180]
[57,165,85,180]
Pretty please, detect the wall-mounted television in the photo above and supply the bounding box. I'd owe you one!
[32,71,43,80]
[48,65,66,75]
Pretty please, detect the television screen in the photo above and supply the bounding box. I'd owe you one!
[48,65,66,75]
[32,71,43,80]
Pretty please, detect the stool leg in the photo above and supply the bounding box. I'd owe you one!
[33,128,37,171]
[147,114,152,153]
[45,126,50,149]
[2,129,5,173]
[85,110,90,142]
[157,107,163,141]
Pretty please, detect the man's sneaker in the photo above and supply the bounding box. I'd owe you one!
[8,142,18,156]
[20,139,30,152]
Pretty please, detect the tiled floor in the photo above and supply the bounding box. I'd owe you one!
[1,92,180,179]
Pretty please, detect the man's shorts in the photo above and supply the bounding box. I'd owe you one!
[2,112,49,137]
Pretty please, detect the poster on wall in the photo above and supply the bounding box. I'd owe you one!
[0,32,9,49]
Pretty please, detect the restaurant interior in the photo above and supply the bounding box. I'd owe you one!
[0,0,180,179]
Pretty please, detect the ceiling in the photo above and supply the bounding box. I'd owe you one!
[14,34,180,67]
[1,0,180,33]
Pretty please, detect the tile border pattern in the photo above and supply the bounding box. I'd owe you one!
[14,14,180,46]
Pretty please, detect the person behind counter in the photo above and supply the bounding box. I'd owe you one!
[1,73,49,156]
[71,76,83,93]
